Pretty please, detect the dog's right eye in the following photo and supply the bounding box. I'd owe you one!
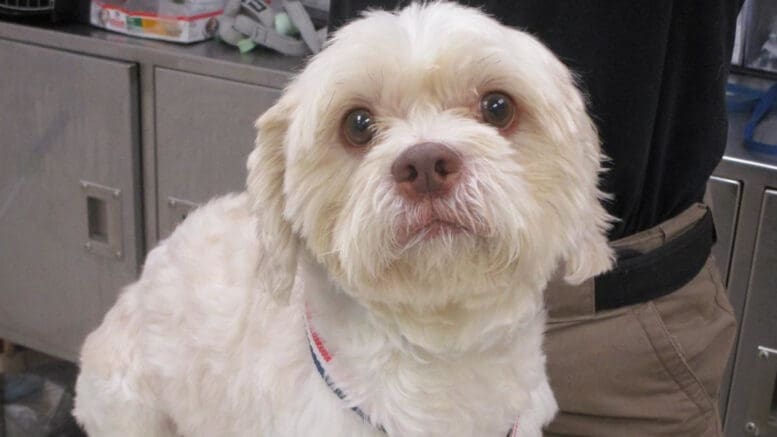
[342,109,375,147]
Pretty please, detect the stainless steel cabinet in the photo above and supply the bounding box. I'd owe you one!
[716,75,777,434]
[0,40,142,362]
[726,189,777,437]
[154,68,280,239]
[0,23,289,362]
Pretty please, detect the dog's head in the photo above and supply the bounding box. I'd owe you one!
[247,2,613,310]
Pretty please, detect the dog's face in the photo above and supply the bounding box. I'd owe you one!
[248,3,613,310]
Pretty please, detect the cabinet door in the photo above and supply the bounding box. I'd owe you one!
[0,40,141,361]
[708,176,742,285]
[725,189,777,437]
[154,68,280,239]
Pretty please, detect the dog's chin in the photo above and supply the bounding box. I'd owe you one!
[340,231,519,310]
[358,239,536,354]
[330,197,525,309]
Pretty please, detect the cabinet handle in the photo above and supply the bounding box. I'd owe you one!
[80,181,123,260]
[745,346,777,436]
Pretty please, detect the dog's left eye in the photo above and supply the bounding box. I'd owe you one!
[480,92,516,130]
[342,108,375,147]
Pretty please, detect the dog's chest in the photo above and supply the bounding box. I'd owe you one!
[342,349,530,436]
[152,296,538,437]
[302,318,535,437]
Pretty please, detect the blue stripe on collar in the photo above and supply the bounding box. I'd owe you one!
[308,344,386,433]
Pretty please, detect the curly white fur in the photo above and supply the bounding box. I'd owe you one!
[74,3,614,436]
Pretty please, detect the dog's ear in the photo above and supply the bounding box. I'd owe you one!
[501,29,616,284]
[246,96,299,304]
[532,57,615,285]
[560,211,614,285]
[555,91,615,285]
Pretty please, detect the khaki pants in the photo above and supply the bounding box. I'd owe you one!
[544,204,737,436]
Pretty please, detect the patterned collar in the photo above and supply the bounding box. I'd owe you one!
[304,306,519,436]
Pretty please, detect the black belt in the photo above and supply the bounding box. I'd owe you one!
[594,210,717,311]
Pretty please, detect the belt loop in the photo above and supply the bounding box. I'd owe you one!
[658,203,709,243]
[545,274,596,320]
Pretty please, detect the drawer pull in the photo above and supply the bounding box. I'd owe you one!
[746,346,777,436]
[81,181,123,259]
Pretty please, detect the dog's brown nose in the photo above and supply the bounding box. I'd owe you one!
[391,142,462,198]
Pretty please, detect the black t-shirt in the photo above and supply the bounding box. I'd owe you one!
[330,1,743,239]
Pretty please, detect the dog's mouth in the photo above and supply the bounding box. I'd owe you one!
[394,200,483,247]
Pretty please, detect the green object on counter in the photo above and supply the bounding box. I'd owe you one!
[237,38,256,53]
[274,12,299,36]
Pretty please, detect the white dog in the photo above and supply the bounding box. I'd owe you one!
[73,3,614,436]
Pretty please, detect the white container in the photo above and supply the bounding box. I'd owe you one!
[90,0,224,43]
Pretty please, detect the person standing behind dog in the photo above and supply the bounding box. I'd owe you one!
[332,1,742,435]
